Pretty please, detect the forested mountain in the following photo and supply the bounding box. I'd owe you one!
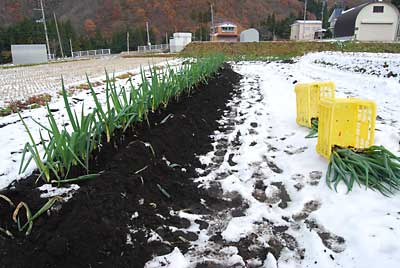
[0,0,365,37]
[0,0,372,62]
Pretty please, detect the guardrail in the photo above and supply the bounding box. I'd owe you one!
[72,49,111,58]
[137,44,169,53]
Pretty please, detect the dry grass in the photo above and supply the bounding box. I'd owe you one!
[115,72,137,80]
[181,41,400,59]
[0,93,52,116]
[67,81,104,94]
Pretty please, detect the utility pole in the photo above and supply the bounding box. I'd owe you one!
[53,12,64,58]
[303,0,308,40]
[146,22,151,46]
[127,31,130,54]
[69,39,73,58]
[321,0,326,23]
[210,3,215,41]
[165,32,168,45]
[39,0,51,59]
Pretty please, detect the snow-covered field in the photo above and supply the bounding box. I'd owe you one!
[308,51,400,79]
[0,56,167,104]
[1,52,400,268]
[146,52,400,268]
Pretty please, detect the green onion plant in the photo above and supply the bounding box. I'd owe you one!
[326,146,400,196]
[305,118,318,138]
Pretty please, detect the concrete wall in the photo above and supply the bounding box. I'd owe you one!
[290,24,300,40]
[240,29,260,42]
[11,44,48,65]
[170,33,192,53]
[290,22,322,40]
[355,3,400,41]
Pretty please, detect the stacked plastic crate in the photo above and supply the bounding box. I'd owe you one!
[294,82,376,159]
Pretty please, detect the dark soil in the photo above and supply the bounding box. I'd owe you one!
[0,64,242,268]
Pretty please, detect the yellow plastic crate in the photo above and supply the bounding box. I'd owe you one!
[295,81,335,128]
[316,98,377,159]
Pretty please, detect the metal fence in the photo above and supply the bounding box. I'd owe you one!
[72,49,111,58]
[137,44,169,53]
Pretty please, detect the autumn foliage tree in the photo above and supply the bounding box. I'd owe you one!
[84,19,97,36]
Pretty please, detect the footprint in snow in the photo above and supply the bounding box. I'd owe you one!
[291,174,305,191]
[308,171,323,186]
[250,122,258,128]
[284,146,308,155]
[263,156,283,174]
[305,218,346,253]
[292,200,321,221]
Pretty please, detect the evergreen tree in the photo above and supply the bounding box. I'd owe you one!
[392,0,400,8]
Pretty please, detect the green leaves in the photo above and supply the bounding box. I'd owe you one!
[326,146,400,196]
[12,197,60,236]
[19,83,97,185]
[19,55,225,185]
[305,118,319,138]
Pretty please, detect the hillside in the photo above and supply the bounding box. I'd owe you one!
[1,0,365,38]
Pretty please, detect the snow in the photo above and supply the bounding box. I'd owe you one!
[38,183,79,201]
[0,59,181,190]
[146,52,400,267]
[264,253,278,268]
[145,248,190,268]
[2,51,400,267]
[306,51,400,79]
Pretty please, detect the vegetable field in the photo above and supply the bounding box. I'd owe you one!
[0,51,400,268]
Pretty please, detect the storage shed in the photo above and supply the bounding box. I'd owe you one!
[334,1,400,41]
[11,44,48,65]
[240,29,260,42]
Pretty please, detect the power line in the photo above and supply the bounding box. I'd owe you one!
[40,0,51,58]
[54,12,64,57]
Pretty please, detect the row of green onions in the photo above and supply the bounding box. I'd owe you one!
[19,54,225,185]
[5,55,224,237]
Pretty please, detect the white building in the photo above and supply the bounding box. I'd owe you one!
[11,44,48,65]
[290,20,322,41]
[334,1,400,41]
[169,33,192,53]
[240,28,260,42]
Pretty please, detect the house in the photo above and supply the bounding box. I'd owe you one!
[334,1,400,41]
[328,7,344,35]
[290,20,323,40]
[210,21,239,42]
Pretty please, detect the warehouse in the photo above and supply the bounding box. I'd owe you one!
[334,1,400,41]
